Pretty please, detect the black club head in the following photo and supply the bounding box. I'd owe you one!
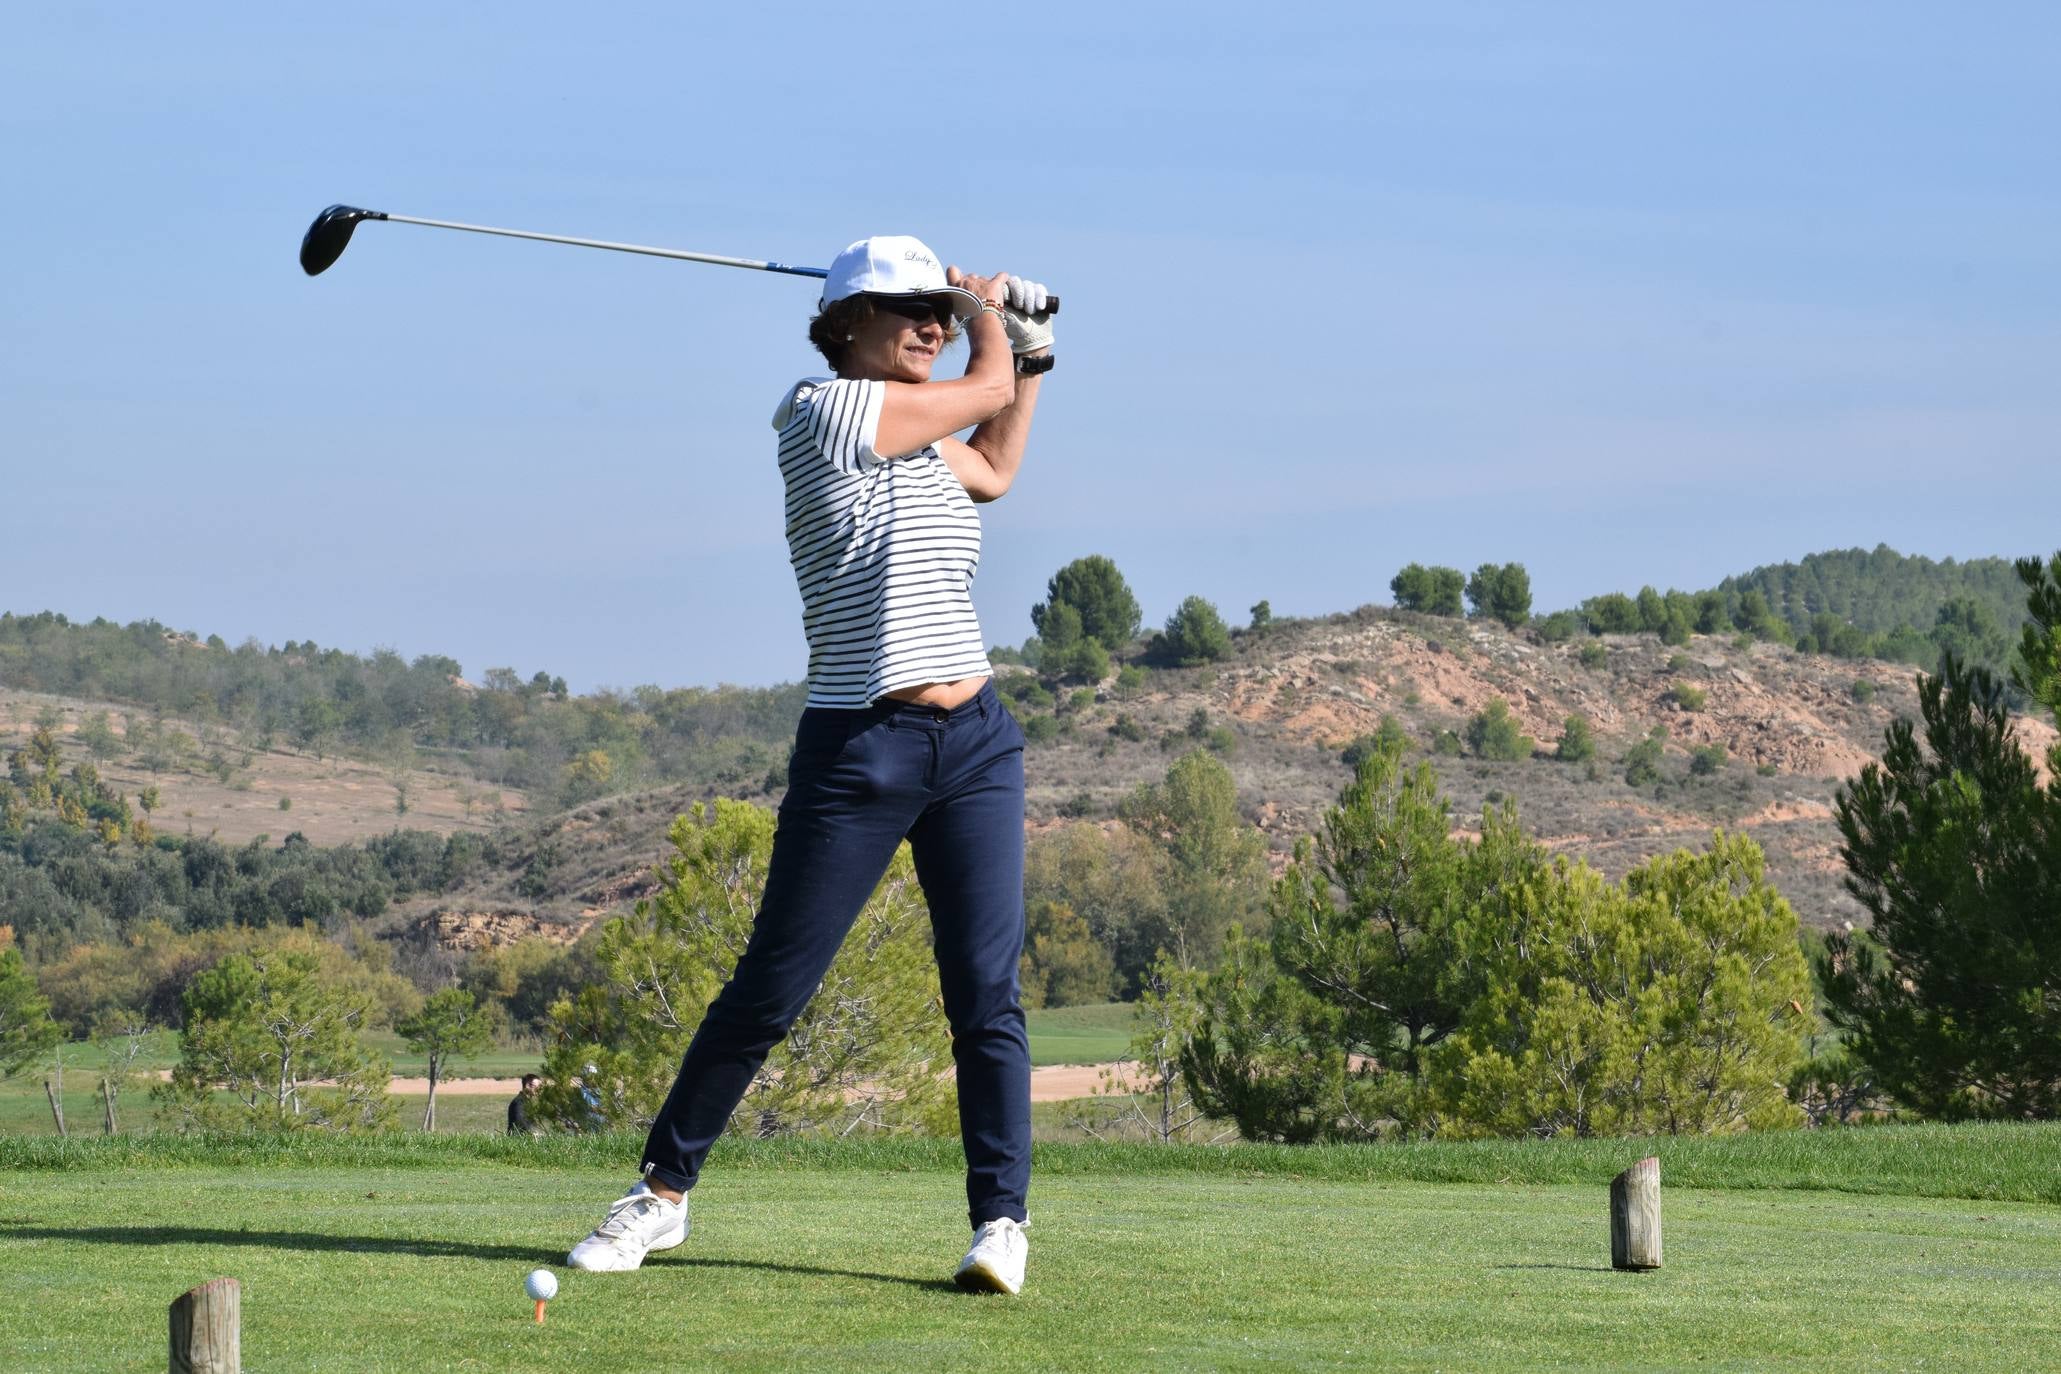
[300,204,386,276]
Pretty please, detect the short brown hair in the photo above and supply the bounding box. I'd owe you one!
[808,295,961,372]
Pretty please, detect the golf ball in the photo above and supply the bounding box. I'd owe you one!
[524,1269,558,1302]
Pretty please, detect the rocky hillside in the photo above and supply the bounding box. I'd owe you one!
[369,607,2055,945]
[1028,607,2047,927]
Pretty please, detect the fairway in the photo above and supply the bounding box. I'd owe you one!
[1024,1001,1134,1065]
[2,1132,2056,1371]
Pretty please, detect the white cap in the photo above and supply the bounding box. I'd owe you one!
[819,235,982,322]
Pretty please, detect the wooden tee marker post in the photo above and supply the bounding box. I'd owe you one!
[169,1276,240,1373]
[1610,1156,1663,1270]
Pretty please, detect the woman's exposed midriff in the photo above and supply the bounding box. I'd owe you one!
[881,675,992,710]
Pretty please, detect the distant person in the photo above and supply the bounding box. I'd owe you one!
[565,237,1053,1295]
[506,1074,541,1136]
[574,1064,605,1132]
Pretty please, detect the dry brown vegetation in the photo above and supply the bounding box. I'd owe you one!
[0,686,527,847]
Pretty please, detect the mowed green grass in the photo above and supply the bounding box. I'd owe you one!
[1,1129,2057,1372]
[363,1030,553,1078]
[1024,1000,1134,1065]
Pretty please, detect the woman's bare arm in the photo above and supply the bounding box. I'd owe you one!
[937,354,1045,502]
[873,270,1015,458]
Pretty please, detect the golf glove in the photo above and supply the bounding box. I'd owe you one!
[1002,276,1054,355]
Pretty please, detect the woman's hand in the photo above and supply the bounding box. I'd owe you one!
[1001,276,1054,355]
[1004,277,1051,317]
[946,266,1011,309]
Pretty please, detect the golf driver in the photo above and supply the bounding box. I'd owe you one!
[299,204,1058,312]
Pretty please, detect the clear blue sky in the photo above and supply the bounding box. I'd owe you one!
[5,4,2056,692]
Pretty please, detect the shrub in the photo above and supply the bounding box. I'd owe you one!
[1044,634,1110,685]
[1824,642,2061,1118]
[1108,714,1148,743]
[1623,726,1667,786]
[1018,900,1117,1008]
[1733,589,1788,641]
[1020,714,1062,744]
[1001,676,1055,712]
[0,947,59,1077]
[1534,610,1581,643]
[76,712,121,761]
[1390,564,1465,616]
[1582,592,1641,635]
[517,842,563,899]
[1465,563,1532,628]
[1577,642,1608,670]
[1689,743,1728,776]
[1342,716,1410,769]
[1431,729,1464,757]
[1555,715,1596,763]
[1032,555,1142,653]
[1182,764,1810,1142]
[543,801,949,1135]
[1117,752,1269,971]
[1851,678,1877,703]
[1434,832,1809,1136]
[1205,726,1238,755]
[1665,682,1707,711]
[157,940,396,1134]
[1160,596,1232,666]
[1464,700,1533,761]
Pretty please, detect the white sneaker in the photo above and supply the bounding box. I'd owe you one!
[954,1218,1028,1295]
[567,1183,688,1272]
[622,1179,688,1250]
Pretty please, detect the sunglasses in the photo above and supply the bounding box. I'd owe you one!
[872,295,957,326]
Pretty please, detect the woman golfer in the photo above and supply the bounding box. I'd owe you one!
[567,236,1054,1294]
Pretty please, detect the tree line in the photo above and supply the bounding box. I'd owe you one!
[1385,545,2030,685]
[0,771,497,965]
[1003,554,1260,680]
[0,610,804,807]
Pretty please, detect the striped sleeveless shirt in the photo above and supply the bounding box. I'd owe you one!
[772,377,993,707]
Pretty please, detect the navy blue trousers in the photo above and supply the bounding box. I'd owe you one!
[640,681,1031,1227]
